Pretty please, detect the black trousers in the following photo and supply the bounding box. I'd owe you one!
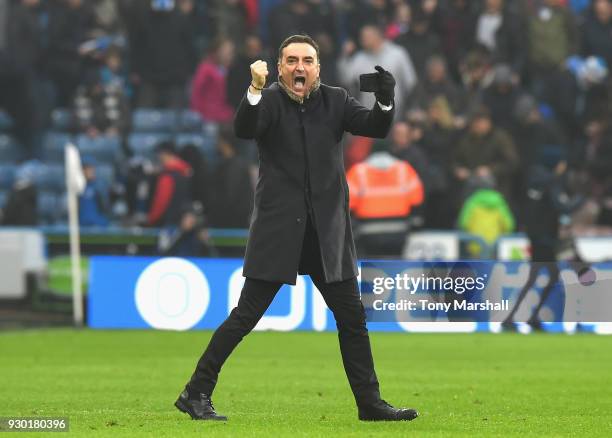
[187,216,381,406]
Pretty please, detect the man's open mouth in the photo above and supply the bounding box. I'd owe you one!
[293,76,306,91]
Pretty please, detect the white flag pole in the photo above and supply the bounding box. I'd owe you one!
[65,144,86,327]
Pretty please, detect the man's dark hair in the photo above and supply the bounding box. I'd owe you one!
[277,34,320,63]
[155,140,177,155]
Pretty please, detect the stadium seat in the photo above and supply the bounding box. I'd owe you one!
[56,192,68,223]
[95,164,115,188]
[132,109,177,132]
[41,132,73,163]
[76,134,121,164]
[37,191,59,224]
[33,164,65,192]
[50,108,74,131]
[128,132,171,158]
[175,133,208,149]
[180,110,203,132]
[0,165,16,190]
[0,134,21,162]
[175,132,218,164]
[0,110,13,131]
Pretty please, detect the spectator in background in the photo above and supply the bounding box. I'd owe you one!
[581,118,612,228]
[268,0,311,51]
[268,0,337,52]
[512,94,568,220]
[452,107,518,203]
[44,0,97,106]
[79,157,110,226]
[226,34,268,110]
[419,0,441,23]
[388,121,430,194]
[179,143,209,214]
[396,7,442,78]
[436,0,477,81]
[314,31,340,87]
[384,1,411,41]
[581,0,612,69]
[474,0,525,75]
[208,132,253,229]
[546,55,609,148]
[338,24,417,119]
[457,175,515,257]
[177,0,197,30]
[99,46,132,99]
[343,0,391,45]
[92,0,122,33]
[503,159,584,330]
[190,38,235,123]
[0,0,42,157]
[124,155,155,221]
[73,48,130,137]
[128,0,196,108]
[0,161,38,226]
[147,140,209,256]
[459,48,495,111]
[570,0,592,14]
[209,0,251,47]
[418,97,457,228]
[347,149,424,257]
[409,55,466,120]
[526,0,579,98]
[475,0,504,52]
[482,64,523,135]
[147,141,192,227]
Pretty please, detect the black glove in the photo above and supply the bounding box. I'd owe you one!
[374,65,395,106]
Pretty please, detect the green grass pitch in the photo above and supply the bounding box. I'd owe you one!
[1,329,611,437]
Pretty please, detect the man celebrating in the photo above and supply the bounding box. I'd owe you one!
[175,34,418,422]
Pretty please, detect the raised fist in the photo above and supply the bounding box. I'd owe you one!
[250,60,268,89]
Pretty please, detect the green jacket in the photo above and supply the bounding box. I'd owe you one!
[458,189,515,248]
[528,7,578,69]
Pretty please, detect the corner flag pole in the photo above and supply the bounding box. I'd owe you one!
[65,144,86,327]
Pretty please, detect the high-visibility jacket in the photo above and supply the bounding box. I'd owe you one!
[346,153,424,219]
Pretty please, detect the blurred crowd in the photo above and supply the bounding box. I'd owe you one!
[1,0,612,255]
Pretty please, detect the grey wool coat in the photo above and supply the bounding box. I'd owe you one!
[234,82,394,285]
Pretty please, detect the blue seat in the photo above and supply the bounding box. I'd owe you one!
[38,191,59,224]
[76,134,121,164]
[95,164,115,188]
[0,165,16,190]
[128,133,171,158]
[0,190,8,208]
[0,134,20,162]
[132,109,178,132]
[0,110,13,131]
[175,132,217,163]
[51,108,74,131]
[56,193,68,224]
[38,191,68,224]
[34,164,65,192]
[42,132,73,163]
[180,110,203,132]
[175,133,208,149]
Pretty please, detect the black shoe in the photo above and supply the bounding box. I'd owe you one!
[527,317,544,331]
[358,399,418,421]
[501,320,516,332]
[175,390,228,421]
